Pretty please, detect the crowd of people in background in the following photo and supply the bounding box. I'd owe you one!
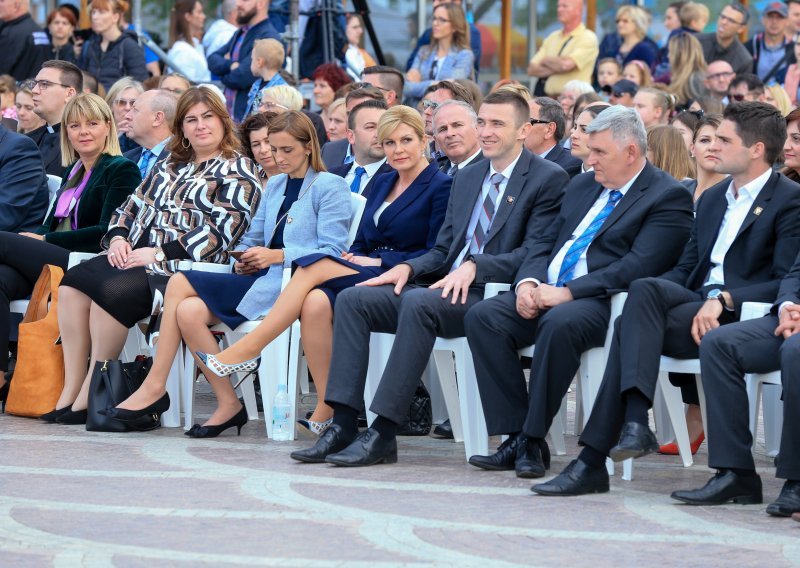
[1,0,800,525]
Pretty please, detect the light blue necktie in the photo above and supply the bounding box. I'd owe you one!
[350,166,366,193]
[138,149,153,179]
[557,190,623,286]
[469,173,504,254]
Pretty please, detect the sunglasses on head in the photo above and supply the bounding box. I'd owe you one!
[730,93,746,101]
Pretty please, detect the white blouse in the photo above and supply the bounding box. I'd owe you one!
[167,38,211,83]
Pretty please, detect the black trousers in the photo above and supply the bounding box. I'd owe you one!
[0,231,70,371]
[700,315,800,480]
[579,277,736,455]
[324,284,484,425]
[464,290,609,437]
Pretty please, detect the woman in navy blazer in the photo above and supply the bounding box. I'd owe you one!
[196,106,451,434]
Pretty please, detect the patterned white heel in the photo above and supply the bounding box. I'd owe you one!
[297,417,333,436]
[196,352,261,379]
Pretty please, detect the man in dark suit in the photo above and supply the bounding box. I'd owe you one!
[290,90,569,466]
[525,97,582,179]
[328,100,392,199]
[321,86,386,170]
[27,60,83,177]
[0,124,50,233]
[465,106,695,478]
[534,102,800,497]
[433,100,483,177]
[670,251,800,512]
[122,90,175,179]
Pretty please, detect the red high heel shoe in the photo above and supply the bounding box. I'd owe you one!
[658,432,705,455]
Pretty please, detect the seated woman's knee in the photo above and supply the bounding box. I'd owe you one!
[176,297,213,329]
[301,290,332,320]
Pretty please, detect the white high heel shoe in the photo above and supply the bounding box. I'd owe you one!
[196,352,261,379]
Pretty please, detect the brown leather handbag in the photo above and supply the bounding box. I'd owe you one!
[6,265,65,417]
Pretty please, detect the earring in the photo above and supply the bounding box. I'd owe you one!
[181,137,191,149]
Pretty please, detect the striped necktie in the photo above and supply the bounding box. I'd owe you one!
[469,173,504,254]
[138,149,153,179]
[557,190,623,286]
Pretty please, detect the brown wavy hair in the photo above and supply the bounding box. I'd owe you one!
[266,110,326,172]
[168,86,241,163]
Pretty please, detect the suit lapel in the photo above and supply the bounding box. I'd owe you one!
[733,171,778,241]
[552,181,604,256]
[697,184,729,263]
[484,153,530,243]
[363,169,397,220]
[452,159,489,242]
[264,174,289,236]
[592,164,652,240]
[377,165,435,228]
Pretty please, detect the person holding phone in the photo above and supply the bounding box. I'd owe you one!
[106,111,351,438]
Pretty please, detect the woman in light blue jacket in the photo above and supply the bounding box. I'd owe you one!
[107,111,350,436]
[404,3,474,104]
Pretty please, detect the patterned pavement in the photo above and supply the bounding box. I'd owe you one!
[0,388,797,567]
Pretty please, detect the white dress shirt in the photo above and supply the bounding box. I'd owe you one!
[456,148,483,170]
[344,158,387,195]
[703,168,772,287]
[451,151,523,270]
[516,165,644,290]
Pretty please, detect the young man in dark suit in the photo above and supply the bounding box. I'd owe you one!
[321,87,385,170]
[291,90,569,466]
[534,102,800,497]
[465,105,695,478]
[670,250,800,511]
[328,99,392,199]
[525,97,582,179]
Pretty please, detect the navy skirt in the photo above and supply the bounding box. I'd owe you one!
[294,253,385,307]
[183,268,268,329]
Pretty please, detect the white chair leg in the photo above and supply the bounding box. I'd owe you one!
[425,358,448,425]
[548,401,566,456]
[432,350,463,443]
[746,374,760,439]
[652,386,675,445]
[365,333,393,425]
[622,458,633,481]
[453,344,488,460]
[161,349,182,428]
[763,383,783,457]
[182,346,196,430]
[299,356,310,395]
[237,373,259,421]
[287,320,302,437]
[657,373,693,467]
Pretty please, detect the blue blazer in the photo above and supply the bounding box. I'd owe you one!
[404,47,475,101]
[0,124,50,233]
[234,169,350,320]
[351,162,451,268]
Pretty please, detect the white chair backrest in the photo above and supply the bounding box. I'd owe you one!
[67,252,97,269]
[347,193,367,248]
[42,174,62,221]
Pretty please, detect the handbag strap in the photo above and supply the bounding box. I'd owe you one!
[22,265,64,324]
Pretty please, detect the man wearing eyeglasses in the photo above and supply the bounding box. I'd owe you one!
[697,3,754,76]
[27,60,83,177]
[704,60,736,103]
[0,0,50,82]
[525,97,581,178]
[728,72,766,103]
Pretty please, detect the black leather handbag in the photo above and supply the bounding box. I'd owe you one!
[398,381,433,436]
[86,357,159,432]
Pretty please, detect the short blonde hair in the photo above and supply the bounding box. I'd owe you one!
[376,105,425,145]
[60,93,120,166]
[494,82,532,100]
[327,97,347,117]
[252,38,285,70]
[260,85,303,111]
[767,84,792,117]
[617,5,650,39]
[680,2,710,30]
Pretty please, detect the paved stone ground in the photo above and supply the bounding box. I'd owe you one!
[0,385,797,567]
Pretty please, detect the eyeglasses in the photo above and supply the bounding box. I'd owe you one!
[422,99,440,110]
[351,81,390,93]
[431,16,450,24]
[707,71,735,81]
[30,79,71,91]
[718,12,745,26]
[529,118,553,126]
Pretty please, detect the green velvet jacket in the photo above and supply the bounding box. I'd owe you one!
[35,153,141,252]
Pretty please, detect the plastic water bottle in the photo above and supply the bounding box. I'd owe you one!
[272,384,292,441]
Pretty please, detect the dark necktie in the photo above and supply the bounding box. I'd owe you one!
[469,173,505,254]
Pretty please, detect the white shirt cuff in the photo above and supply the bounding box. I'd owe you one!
[779,301,796,317]
[515,278,540,293]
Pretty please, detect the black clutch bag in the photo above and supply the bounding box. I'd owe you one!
[397,381,433,436]
[86,357,159,432]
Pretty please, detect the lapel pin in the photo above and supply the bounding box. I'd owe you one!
[287,216,293,223]
[754,207,763,216]
[506,196,514,204]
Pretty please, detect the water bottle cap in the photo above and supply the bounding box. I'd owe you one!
[277,384,287,392]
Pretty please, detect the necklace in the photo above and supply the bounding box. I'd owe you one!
[168,153,223,210]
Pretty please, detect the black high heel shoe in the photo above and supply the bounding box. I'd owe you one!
[186,406,248,438]
[99,393,170,422]
[0,374,11,413]
[40,407,70,423]
[56,407,88,425]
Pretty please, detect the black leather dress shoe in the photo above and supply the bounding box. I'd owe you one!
[290,424,355,463]
[325,427,397,466]
[468,434,519,471]
[609,421,659,462]
[516,436,550,479]
[766,480,800,516]
[531,459,610,496]
[432,419,454,439]
[671,470,763,505]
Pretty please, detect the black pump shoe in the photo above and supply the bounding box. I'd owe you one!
[56,408,88,425]
[40,407,70,423]
[186,406,248,438]
[100,393,170,422]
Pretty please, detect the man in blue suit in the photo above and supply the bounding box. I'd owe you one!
[291,90,569,466]
[122,90,175,179]
[328,100,392,199]
[0,124,50,233]
[207,0,282,123]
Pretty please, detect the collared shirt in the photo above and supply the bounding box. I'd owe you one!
[529,23,599,96]
[538,145,555,159]
[452,150,523,270]
[455,148,483,170]
[344,158,387,195]
[139,137,170,179]
[704,167,772,287]
[543,165,644,285]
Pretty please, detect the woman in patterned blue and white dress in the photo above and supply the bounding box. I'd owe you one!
[47,86,262,425]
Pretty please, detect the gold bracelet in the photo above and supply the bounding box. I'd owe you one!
[109,236,128,245]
